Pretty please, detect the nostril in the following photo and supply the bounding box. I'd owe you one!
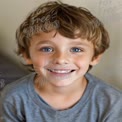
[52,58,69,64]
[71,70,75,72]
[52,52,70,64]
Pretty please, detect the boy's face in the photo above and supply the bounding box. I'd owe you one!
[25,31,101,87]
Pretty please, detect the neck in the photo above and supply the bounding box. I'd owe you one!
[34,77,88,110]
[35,76,87,97]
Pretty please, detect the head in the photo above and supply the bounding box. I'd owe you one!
[16,1,110,72]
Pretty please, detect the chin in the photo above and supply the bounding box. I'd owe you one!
[50,80,74,87]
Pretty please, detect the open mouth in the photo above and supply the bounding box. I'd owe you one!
[47,69,76,74]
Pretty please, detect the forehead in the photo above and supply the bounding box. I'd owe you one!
[30,31,93,48]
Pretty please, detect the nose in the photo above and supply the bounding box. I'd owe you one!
[52,51,70,64]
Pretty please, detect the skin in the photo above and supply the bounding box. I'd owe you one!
[24,30,102,110]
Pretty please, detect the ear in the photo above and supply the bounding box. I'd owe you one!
[90,54,103,66]
[22,53,33,65]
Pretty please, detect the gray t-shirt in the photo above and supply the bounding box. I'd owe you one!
[0,73,122,122]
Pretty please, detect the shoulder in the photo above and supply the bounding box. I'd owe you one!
[86,73,122,94]
[86,73,122,104]
[0,73,35,103]
[85,73,122,120]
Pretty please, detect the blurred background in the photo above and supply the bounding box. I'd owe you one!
[0,0,122,90]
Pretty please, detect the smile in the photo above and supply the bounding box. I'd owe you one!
[47,69,75,74]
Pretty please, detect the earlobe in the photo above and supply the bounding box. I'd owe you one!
[24,58,33,65]
[90,54,103,66]
[22,53,33,65]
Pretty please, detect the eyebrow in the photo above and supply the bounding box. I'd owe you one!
[70,41,91,47]
[34,39,92,48]
[36,40,53,45]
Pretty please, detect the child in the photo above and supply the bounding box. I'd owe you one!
[0,1,122,122]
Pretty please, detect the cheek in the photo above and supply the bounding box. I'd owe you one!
[31,55,49,67]
[32,58,48,74]
[74,56,92,68]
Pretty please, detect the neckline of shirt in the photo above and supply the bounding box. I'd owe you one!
[28,73,96,116]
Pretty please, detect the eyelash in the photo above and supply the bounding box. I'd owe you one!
[39,47,54,52]
[39,47,84,53]
[70,47,84,53]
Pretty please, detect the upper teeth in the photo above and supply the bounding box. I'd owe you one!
[48,69,72,73]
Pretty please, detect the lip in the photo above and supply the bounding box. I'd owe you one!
[47,69,75,73]
[46,68,76,76]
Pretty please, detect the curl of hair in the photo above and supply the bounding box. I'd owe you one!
[16,1,110,70]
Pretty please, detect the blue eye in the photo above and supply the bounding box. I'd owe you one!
[70,47,82,52]
[40,47,54,52]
